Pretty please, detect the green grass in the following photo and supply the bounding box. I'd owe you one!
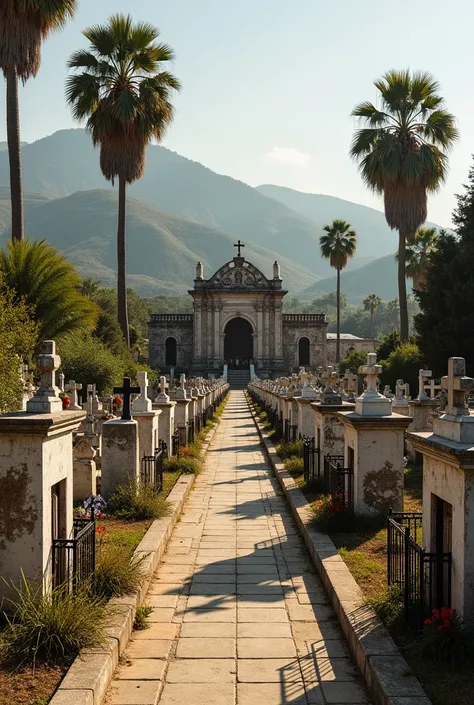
[133,605,153,631]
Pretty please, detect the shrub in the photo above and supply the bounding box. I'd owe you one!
[94,543,147,600]
[178,440,202,460]
[311,495,382,533]
[339,349,367,375]
[107,479,170,520]
[409,607,474,665]
[367,586,403,627]
[60,335,124,395]
[381,342,425,393]
[164,456,201,474]
[0,577,108,667]
[277,441,303,459]
[134,605,153,630]
[284,457,304,476]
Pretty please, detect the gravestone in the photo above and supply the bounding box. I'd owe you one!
[65,380,83,411]
[153,376,176,456]
[133,371,161,459]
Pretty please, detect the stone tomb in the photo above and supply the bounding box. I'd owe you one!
[311,368,355,460]
[153,376,176,455]
[0,341,85,598]
[338,353,411,516]
[132,370,161,459]
[409,357,474,624]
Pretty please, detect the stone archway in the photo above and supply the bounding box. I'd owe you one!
[224,318,253,367]
[298,336,310,366]
[165,337,177,366]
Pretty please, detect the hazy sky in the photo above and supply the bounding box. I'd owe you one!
[0,0,471,225]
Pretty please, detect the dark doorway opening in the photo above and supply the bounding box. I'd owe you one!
[165,337,177,366]
[298,337,310,366]
[224,318,253,368]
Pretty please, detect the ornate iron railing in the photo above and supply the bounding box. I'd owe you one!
[323,455,353,510]
[302,436,320,484]
[141,446,164,492]
[52,517,96,593]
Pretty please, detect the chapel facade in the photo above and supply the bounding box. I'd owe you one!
[148,250,328,378]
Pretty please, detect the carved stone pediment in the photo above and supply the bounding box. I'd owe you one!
[200,258,272,290]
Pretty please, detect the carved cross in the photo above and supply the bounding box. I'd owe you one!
[441,357,474,416]
[234,240,245,257]
[180,373,186,390]
[133,371,152,412]
[113,377,140,421]
[358,353,382,394]
[417,369,432,401]
[65,379,83,410]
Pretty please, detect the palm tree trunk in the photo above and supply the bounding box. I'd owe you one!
[6,66,24,242]
[398,230,409,342]
[117,174,130,346]
[336,267,341,366]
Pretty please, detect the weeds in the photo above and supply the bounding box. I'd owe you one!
[94,543,148,600]
[366,586,404,628]
[277,441,303,459]
[283,457,304,476]
[107,479,170,521]
[164,456,201,474]
[133,605,153,630]
[0,577,108,668]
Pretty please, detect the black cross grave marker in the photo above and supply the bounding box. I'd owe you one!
[113,377,140,420]
[234,240,245,257]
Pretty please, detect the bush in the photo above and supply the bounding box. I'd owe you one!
[409,608,474,665]
[164,456,201,474]
[277,441,303,459]
[94,543,147,600]
[367,586,403,628]
[0,577,108,667]
[284,457,304,476]
[381,342,425,393]
[311,496,383,533]
[134,605,153,630]
[107,479,170,520]
[60,335,125,395]
[339,349,367,375]
[178,440,202,460]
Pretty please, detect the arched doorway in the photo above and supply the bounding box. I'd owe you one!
[298,337,310,367]
[165,337,177,366]
[224,318,253,368]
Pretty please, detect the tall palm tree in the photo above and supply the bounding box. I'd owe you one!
[66,14,181,345]
[350,70,458,342]
[403,226,439,291]
[0,239,98,343]
[0,1,77,242]
[363,293,382,339]
[320,219,357,365]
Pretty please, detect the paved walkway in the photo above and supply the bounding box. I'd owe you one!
[107,391,371,705]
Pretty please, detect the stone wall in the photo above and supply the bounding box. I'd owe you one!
[282,318,327,370]
[148,316,194,371]
[327,337,375,365]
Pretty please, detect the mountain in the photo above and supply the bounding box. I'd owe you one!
[0,129,400,278]
[256,184,444,261]
[0,189,319,295]
[0,142,27,151]
[299,254,399,303]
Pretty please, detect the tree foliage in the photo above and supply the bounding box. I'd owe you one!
[351,69,458,341]
[0,239,98,345]
[381,342,425,394]
[340,349,367,374]
[415,160,474,374]
[0,274,37,412]
[59,335,125,395]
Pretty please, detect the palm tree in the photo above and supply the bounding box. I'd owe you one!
[0,1,77,242]
[363,293,382,339]
[403,226,439,291]
[350,70,458,342]
[66,14,181,345]
[320,219,357,365]
[0,239,98,343]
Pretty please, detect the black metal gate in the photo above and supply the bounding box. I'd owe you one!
[141,446,164,492]
[52,517,96,593]
[387,510,452,631]
[323,455,353,510]
[302,437,320,484]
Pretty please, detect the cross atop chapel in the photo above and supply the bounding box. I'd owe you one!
[441,357,474,417]
[234,240,245,257]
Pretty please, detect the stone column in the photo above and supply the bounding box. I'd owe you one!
[256,304,263,362]
[207,300,213,361]
[213,303,220,366]
[0,340,84,599]
[132,371,161,459]
[338,353,411,516]
[73,436,97,502]
[194,302,202,358]
[153,377,176,456]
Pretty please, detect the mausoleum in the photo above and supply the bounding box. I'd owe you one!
[148,244,328,379]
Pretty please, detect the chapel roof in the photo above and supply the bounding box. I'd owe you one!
[193,256,283,292]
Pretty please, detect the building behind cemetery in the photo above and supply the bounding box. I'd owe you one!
[148,246,331,378]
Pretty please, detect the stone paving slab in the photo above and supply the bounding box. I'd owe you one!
[103,392,372,705]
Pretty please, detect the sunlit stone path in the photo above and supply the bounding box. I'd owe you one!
[106,391,372,705]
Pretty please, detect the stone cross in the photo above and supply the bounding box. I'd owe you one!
[234,239,245,257]
[358,353,382,394]
[132,371,152,412]
[113,377,141,421]
[417,369,432,401]
[344,370,357,392]
[441,357,474,417]
[323,366,335,390]
[383,385,392,399]
[395,379,406,399]
[58,373,65,393]
[180,373,186,390]
[155,375,170,403]
[27,340,63,413]
[65,380,83,410]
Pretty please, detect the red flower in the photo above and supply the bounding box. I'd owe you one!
[96,511,104,519]
[432,608,440,619]
[96,525,106,536]
[424,618,432,626]
[443,619,451,629]
[114,395,123,405]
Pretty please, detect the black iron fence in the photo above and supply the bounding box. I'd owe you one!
[172,428,180,456]
[52,516,96,593]
[323,455,353,511]
[141,446,164,492]
[387,510,452,632]
[302,436,321,484]
[187,418,195,445]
